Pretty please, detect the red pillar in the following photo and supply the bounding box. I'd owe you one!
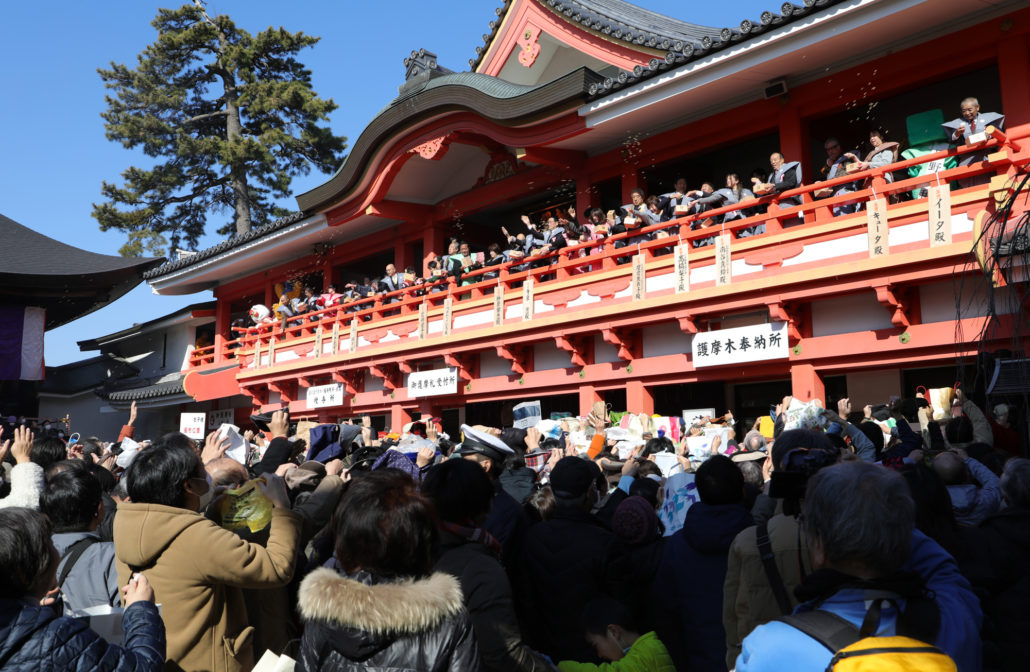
[626,380,654,415]
[579,385,601,418]
[213,295,231,362]
[423,222,448,277]
[778,103,804,179]
[621,166,641,205]
[999,34,1030,129]
[575,171,596,224]
[390,404,412,433]
[791,364,825,403]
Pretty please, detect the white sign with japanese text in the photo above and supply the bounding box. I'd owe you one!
[867,198,888,257]
[632,254,646,300]
[306,383,345,409]
[928,184,952,247]
[691,321,788,368]
[674,244,690,293]
[521,278,534,321]
[207,409,234,430]
[408,367,458,398]
[715,233,731,286]
[179,413,206,439]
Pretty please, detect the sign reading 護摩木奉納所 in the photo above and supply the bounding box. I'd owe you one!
[691,322,788,368]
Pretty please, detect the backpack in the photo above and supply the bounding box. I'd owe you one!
[778,604,956,672]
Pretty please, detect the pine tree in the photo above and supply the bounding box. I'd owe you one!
[94,0,346,256]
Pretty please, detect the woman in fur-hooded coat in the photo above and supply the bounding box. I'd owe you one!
[296,471,478,671]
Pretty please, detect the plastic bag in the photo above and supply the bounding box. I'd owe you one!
[216,478,274,533]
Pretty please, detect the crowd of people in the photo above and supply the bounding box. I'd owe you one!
[243,97,1004,336]
[0,382,1026,671]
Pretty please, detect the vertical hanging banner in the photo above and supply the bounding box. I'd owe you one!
[674,244,690,294]
[632,254,646,301]
[418,302,428,339]
[250,341,261,369]
[314,326,323,357]
[521,278,535,321]
[331,321,339,355]
[267,337,277,367]
[715,233,732,287]
[927,184,952,247]
[493,289,504,326]
[348,318,358,353]
[867,198,888,258]
[443,297,453,336]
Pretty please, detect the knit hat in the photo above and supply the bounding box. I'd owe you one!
[549,456,598,499]
[612,496,659,545]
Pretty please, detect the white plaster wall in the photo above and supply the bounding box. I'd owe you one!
[593,334,620,364]
[533,342,572,371]
[811,292,893,337]
[363,372,385,393]
[920,280,1016,323]
[642,322,692,358]
[479,350,513,378]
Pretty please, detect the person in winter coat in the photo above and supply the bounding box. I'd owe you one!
[933,448,1001,526]
[604,496,665,633]
[0,507,165,671]
[520,457,615,664]
[654,455,754,672]
[969,458,1030,671]
[39,467,120,612]
[736,461,982,672]
[557,597,675,672]
[114,442,301,672]
[423,458,556,672]
[297,469,478,671]
[0,426,43,510]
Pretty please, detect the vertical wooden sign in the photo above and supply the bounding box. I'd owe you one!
[267,336,276,367]
[715,234,732,287]
[314,326,323,357]
[521,278,535,321]
[251,342,262,369]
[674,244,690,294]
[927,184,952,247]
[348,318,358,353]
[418,302,428,339]
[493,289,504,326]
[632,254,646,301]
[331,321,339,355]
[867,198,888,258]
[443,297,453,336]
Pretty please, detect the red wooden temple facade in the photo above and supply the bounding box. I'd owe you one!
[145,0,1030,432]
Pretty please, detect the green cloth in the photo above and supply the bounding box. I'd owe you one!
[557,631,676,672]
[610,411,628,426]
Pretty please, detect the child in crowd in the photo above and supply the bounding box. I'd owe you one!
[558,597,675,672]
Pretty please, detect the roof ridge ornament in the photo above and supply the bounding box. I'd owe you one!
[400,48,453,94]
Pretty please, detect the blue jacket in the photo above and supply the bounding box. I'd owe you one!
[736,530,982,672]
[653,502,754,672]
[0,599,165,672]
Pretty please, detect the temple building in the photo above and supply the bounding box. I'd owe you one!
[144,0,1030,434]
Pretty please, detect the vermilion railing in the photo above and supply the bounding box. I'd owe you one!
[190,130,1025,369]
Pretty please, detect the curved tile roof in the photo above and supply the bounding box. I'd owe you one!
[584,0,848,99]
[470,0,722,70]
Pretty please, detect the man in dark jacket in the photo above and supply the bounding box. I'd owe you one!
[519,456,614,663]
[457,424,530,569]
[653,455,753,671]
[971,457,1030,671]
[0,507,165,671]
[39,468,120,613]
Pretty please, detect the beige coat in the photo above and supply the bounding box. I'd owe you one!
[114,502,301,672]
[722,510,812,668]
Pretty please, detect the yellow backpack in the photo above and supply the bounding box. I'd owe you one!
[779,608,956,672]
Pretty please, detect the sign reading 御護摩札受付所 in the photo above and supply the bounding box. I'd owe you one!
[407,367,458,398]
[691,322,789,368]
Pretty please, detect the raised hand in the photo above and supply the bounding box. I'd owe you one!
[269,410,289,439]
[201,430,230,464]
[128,400,138,426]
[123,574,155,606]
[11,426,33,464]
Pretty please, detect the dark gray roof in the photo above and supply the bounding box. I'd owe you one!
[100,374,186,402]
[40,354,139,396]
[470,0,722,70]
[77,301,216,351]
[142,212,307,280]
[586,0,849,98]
[0,214,165,329]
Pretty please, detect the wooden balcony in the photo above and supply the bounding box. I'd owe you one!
[182,129,1029,415]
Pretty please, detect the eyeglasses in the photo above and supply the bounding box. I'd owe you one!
[825,144,840,151]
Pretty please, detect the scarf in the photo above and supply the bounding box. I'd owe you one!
[794,568,941,643]
[441,520,502,558]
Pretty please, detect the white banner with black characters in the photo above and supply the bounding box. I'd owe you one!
[306,383,345,409]
[691,321,789,368]
[408,367,458,398]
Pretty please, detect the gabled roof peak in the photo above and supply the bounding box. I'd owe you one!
[400,48,455,95]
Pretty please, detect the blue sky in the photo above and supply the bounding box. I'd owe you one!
[0,0,771,366]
